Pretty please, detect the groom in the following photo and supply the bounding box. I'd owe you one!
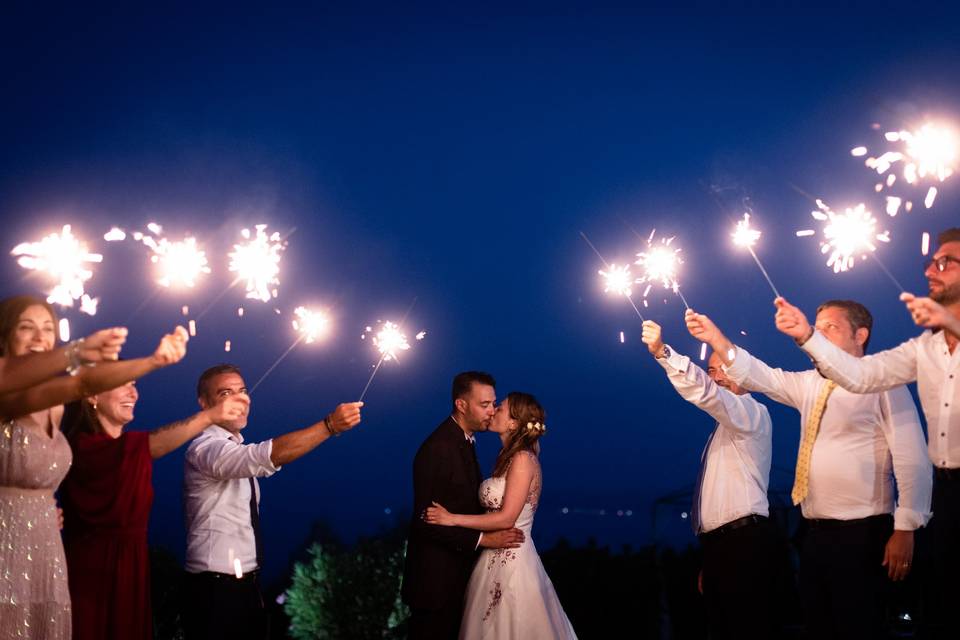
[402,371,525,639]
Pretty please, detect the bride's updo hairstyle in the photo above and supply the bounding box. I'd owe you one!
[492,391,546,478]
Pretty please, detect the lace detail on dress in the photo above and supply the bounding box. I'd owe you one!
[480,482,503,510]
[482,581,502,622]
[487,548,518,569]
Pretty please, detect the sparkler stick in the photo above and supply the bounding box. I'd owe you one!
[579,231,646,321]
[249,306,330,394]
[732,213,782,298]
[358,298,421,402]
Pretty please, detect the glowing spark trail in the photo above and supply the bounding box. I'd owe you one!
[358,300,423,403]
[922,232,931,256]
[133,225,210,288]
[249,306,331,394]
[579,232,645,321]
[800,199,904,291]
[732,213,781,298]
[11,224,103,313]
[228,225,286,303]
[635,231,690,309]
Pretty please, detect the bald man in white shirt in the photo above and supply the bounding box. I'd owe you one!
[688,302,932,640]
[643,319,779,640]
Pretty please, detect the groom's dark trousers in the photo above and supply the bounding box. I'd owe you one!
[402,418,484,639]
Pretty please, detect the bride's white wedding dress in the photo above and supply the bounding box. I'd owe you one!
[459,451,577,639]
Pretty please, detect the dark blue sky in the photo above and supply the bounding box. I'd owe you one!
[2,3,959,581]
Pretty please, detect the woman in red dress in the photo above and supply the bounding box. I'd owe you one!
[59,373,249,640]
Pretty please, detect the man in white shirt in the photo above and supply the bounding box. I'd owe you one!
[642,319,778,640]
[687,302,932,640]
[773,227,959,638]
[181,363,363,640]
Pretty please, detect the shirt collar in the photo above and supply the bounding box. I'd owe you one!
[450,415,475,444]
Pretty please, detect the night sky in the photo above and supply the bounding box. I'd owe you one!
[2,4,959,582]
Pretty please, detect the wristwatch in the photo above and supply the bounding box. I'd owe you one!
[658,345,672,360]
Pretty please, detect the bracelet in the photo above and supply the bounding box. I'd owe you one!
[324,415,340,437]
[64,340,83,377]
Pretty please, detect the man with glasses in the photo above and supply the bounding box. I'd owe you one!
[774,227,960,638]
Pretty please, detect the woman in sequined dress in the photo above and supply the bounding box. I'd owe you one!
[0,296,189,640]
[425,392,577,640]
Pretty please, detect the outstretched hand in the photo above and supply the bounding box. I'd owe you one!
[774,297,812,342]
[152,326,189,367]
[900,292,956,330]
[327,402,363,434]
[423,501,456,526]
[80,327,128,362]
[206,394,249,425]
[641,320,665,358]
[685,309,721,346]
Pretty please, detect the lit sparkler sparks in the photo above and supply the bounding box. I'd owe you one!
[228,225,286,303]
[634,231,689,309]
[11,224,103,313]
[798,199,904,291]
[133,225,210,288]
[599,264,636,297]
[249,306,332,394]
[731,213,781,298]
[358,318,424,402]
[857,122,957,210]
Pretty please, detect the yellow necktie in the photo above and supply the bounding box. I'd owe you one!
[791,379,837,506]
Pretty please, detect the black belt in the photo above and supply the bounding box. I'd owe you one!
[192,569,260,583]
[805,513,891,530]
[935,467,960,481]
[698,514,767,541]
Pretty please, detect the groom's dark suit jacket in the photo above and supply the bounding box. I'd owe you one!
[402,417,484,611]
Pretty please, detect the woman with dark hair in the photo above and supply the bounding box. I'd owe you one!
[59,376,248,640]
[425,392,577,639]
[0,295,188,640]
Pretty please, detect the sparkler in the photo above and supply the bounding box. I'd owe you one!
[731,213,781,298]
[797,199,904,291]
[133,225,211,288]
[635,231,690,309]
[228,224,286,303]
[857,122,957,210]
[358,317,422,402]
[248,306,331,394]
[580,232,646,321]
[11,224,103,314]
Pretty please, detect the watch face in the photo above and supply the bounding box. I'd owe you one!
[662,346,671,359]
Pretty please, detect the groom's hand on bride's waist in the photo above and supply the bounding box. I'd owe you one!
[479,528,525,549]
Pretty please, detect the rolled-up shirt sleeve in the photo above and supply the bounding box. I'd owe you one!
[187,436,280,480]
[881,386,933,530]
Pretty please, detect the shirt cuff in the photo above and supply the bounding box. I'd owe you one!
[259,439,282,474]
[894,506,930,531]
[799,330,832,364]
[722,345,749,382]
[656,344,689,373]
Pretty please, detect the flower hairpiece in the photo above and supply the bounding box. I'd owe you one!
[526,421,546,434]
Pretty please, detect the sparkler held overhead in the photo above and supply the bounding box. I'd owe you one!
[732,213,782,299]
[228,224,287,303]
[248,306,331,394]
[635,230,690,310]
[133,224,211,289]
[580,231,646,321]
[11,224,103,314]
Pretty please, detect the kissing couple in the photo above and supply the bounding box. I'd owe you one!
[401,371,577,639]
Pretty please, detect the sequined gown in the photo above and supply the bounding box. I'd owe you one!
[459,451,577,640]
[0,409,72,640]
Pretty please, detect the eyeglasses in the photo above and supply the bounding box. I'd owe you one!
[926,255,960,272]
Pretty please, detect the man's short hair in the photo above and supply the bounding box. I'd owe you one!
[816,299,873,352]
[451,371,496,410]
[197,363,243,400]
[937,227,960,247]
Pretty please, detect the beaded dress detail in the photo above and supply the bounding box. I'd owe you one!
[459,450,577,639]
[0,409,72,640]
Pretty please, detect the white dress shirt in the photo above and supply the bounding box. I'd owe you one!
[657,345,772,533]
[183,425,281,574]
[725,345,932,530]
[801,329,960,469]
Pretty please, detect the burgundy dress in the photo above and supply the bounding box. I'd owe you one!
[59,430,153,640]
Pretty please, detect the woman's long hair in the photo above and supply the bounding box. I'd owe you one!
[491,391,546,478]
[61,399,104,441]
[0,295,58,356]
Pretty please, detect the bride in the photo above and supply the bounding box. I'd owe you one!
[424,392,577,639]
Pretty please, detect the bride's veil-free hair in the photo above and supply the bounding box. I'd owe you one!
[491,391,545,478]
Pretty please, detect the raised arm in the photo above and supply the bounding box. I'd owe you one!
[425,452,536,531]
[776,296,918,393]
[268,402,363,467]
[0,327,127,394]
[148,394,250,459]
[685,309,807,408]
[642,320,769,436]
[0,327,187,420]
